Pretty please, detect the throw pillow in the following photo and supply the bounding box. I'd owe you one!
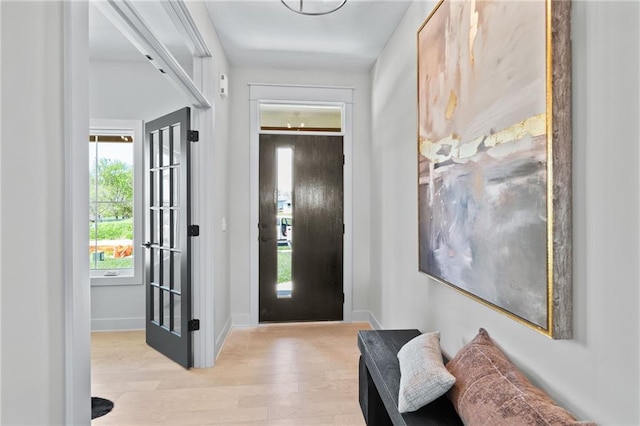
[397,331,456,413]
[446,328,595,425]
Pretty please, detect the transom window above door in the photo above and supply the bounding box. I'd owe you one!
[259,103,343,133]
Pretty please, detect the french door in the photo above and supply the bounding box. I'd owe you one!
[143,107,194,368]
[259,134,344,322]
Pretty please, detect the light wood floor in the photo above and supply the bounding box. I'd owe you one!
[92,322,371,425]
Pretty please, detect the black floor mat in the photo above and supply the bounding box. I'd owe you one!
[91,397,114,420]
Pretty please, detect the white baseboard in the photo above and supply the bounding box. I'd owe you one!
[368,312,382,330]
[91,317,144,331]
[352,310,382,330]
[232,313,252,328]
[215,316,232,361]
[232,311,380,330]
[352,310,370,322]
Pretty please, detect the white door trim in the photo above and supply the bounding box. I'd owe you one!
[191,55,216,368]
[248,84,354,325]
[64,1,91,423]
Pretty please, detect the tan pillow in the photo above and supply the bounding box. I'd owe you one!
[446,328,595,426]
[397,331,456,413]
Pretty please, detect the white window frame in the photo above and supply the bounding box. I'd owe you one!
[89,119,144,286]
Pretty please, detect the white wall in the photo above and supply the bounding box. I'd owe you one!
[369,1,639,425]
[89,60,190,331]
[90,60,189,122]
[0,1,3,419]
[1,2,66,423]
[228,67,372,324]
[185,1,233,357]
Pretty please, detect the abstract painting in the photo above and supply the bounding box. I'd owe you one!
[417,0,572,338]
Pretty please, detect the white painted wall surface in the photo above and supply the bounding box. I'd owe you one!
[64,1,92,422]
[1,2,66,423]
[369,1,639,424]
[0,2,3,420]
[90,60,189,122]
[89,60,190,331]
[228,68,371,324]
[184,1,233,359]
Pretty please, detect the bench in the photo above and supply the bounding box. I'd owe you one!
[357,329,462,426]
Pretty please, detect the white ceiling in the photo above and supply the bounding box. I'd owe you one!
[89,1,194,72]
[90,0,412,73]
[205,0,412,72]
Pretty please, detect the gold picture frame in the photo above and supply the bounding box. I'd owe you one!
[417,0,572,339]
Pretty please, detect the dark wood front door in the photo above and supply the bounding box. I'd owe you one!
[259,134,344,322]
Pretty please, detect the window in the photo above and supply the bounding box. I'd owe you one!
[276,147,293,298]
[260,103,343,133]
[89,120,143,285]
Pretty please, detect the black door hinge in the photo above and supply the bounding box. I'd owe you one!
[188,225,200,236]
[188,130,199,142]
[188,319,200,332]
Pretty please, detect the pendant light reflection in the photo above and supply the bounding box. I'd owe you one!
[280,0,347,16]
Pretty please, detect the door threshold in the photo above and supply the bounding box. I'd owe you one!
[257,320,347,327]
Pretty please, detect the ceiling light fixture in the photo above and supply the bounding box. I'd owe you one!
[280,0,347,16]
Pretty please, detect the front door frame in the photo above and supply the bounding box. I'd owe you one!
[248,84,354,326]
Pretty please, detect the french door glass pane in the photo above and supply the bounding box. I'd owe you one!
[162,169,171,207]
[163,250,171,288]
[171,210,179,249]
[150,131,156,168]
[162,127,171,167]
[172,125,181,165]
[152,285,159,323]
[173,294,181,335]
[172,169,180,207]
[173,252,182,293]
[162,289,170,329]
[162,210,171,247]
[152,210,160,246]
[152,171,160,208]
[152,248,161,284]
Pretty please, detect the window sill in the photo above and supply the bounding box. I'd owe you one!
[90,275,143,287]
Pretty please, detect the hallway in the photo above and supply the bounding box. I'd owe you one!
[91,322,370,425]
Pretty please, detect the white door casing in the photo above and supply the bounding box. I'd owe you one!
[248,84,354,326]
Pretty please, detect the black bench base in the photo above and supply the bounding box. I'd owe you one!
[357,329,462,426]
